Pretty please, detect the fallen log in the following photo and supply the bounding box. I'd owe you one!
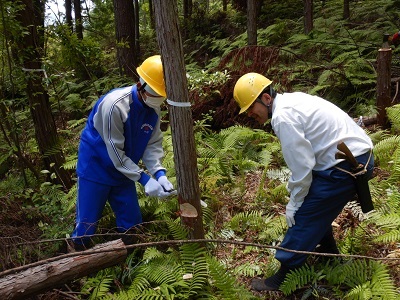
[0,239,127,300]
[354,115,377,127]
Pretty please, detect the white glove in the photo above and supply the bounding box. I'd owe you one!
[286,199,302,228]
[144,178,170,198]
[158,175,174,192]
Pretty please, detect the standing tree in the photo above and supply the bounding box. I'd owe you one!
[74,0,83,39]
[14,0,72,189]
[247,0,257,45]
[304,0,313,34]
[134,0,140,58]
[343,0,350,20]
[113,0,138,78]
[65,0,73,30]
[153,0,205,240]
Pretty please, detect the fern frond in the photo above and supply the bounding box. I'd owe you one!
[386,104,400,132]
[327,260,398,300]
[280,265,320,295]
[179,243,209,296]
[166,217,189,240]
[233,261,263,277]
[374,135,400,169]
[206,255,254,300]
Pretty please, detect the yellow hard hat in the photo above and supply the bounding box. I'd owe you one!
[136,55,166,97]
[233,73,272,114]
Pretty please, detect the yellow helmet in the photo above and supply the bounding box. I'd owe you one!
[136,55,166,97]
[233,73,272,114]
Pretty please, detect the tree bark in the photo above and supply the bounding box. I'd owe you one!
[304,0,313,34]
[377,46,392,129]
[0,240,127,300]
[74,0,83,39]
[247,0,257,46]
[343,0,350,20]
[134,0,140,58]
[153,0,205,240]
[16,0,72,190]
[65,0,73,30]
[223,0,228,11]
[113,0,138,78]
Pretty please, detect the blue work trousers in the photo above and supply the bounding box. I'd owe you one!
[71,177,142,245]
[276,151,374,268]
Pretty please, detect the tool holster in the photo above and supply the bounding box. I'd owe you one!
[335,150,374,213]
[352,164,374,213]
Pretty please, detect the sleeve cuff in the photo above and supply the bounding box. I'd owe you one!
[154,169,166,180]
[138,173,151,186]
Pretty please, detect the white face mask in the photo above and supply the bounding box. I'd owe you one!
[143,95,166,109]
[139,77,166,109]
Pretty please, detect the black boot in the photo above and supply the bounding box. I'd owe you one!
[316,227,339,254]
[251,265,293,291]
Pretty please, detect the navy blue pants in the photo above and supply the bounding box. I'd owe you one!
[276,151,374,268]
[71,177,142,245]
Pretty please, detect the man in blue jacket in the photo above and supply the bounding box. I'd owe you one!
[70,55,176,251]
[233,73,374,291]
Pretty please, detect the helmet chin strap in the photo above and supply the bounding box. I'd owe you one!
[255,85,275,117]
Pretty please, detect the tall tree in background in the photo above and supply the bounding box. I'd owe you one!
[134,0,140,57]
[304,0,313,34]
[113,0,138,78]
[14,0,72,190]
[65,0,72,30]
[74,0,83,39]
[183,0,192,19]
[247,0,257,45]
[343,0,350,19]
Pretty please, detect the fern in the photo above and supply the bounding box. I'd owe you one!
[179,243,209,297]
[387,104,400,132]
[206,255,255,300]
[373,135,400,169]
[327,260,398,300]
[233,261,263,277]
[280,265,321,295]
[81,272,113,299]
[228,210,266,233]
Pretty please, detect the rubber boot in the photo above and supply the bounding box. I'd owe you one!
[251,265,293,291]
[316,231,339,254]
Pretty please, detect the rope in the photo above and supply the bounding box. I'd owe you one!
[1,238,399,278]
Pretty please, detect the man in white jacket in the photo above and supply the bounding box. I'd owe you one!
[233,73,374,291]
[70,55,176,251]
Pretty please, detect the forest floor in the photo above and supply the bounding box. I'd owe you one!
[1,164,399,299]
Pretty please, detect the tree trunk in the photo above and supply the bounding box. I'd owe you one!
[153,0,205,240]
[149,0,155,29]
[65,0,73,30]
[343,0,350,20]
[0,240,127,300]
[304,0,313,34]
[247,0,257,46]
[376,43,392,129]
[74,0,83,39]
[134,0,140,58]
[113,0,138,78]
[16,0,72,190]
[223,0,228,11]
[183,0,192,19]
